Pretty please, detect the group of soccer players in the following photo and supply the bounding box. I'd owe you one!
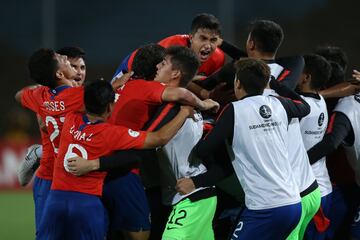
[15,13,360,240]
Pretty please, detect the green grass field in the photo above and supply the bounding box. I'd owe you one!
[0,191,35,239]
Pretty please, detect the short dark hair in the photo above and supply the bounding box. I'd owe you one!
[248,20,284,54]
[132,44,165,80]
[84,80,115,115]
[235,58,270,95]
[315,45,347,72]
[166,46,200,87]
[57,46,86,59]
[191,13,221,35]
[303,54,331,90]
[326,61,345,88]
[28,48,58,88]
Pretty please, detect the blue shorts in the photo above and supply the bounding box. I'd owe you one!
[305,193,332,240]
[102,172,151,232]
[231,202,301,240]
[326,185,348,238]
[33,176,52,237]
[38,190,106,240]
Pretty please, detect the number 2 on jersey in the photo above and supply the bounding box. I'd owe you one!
[45,116,65,154]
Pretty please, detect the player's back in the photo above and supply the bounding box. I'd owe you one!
[300,94,331,196]
[38,86,84,155]
[232,95,300,210]
[21,85,84,178]
[52,112,146,196]
[334,94,360,183]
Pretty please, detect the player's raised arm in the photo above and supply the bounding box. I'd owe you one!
[162,87,219,112]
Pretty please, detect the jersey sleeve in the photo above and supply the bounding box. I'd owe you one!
[270,79,310,121]
[194,103,235,161]
[139,81,166,105]
[307,112,354,164]
[102,125,147,151]
[21,87,44,113]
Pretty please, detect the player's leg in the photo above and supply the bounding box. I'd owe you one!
[37,190,67,240]
[304,192,332,240]
[287,187,321,240]
[146,187,172,240]
[350,185,360,240]
[103,172,151,240]
[162,196,217,240]
[232,202,301,240]
[298,187,321,239]
[32,176,52,237]
[351,205,360,240]
[67,191,106,240]
[325,185,348,238]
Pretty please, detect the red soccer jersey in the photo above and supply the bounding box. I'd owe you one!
[51,112,147,196]
[21,85,84,179]
[35,127,55,180]
[108,79,166,130]
[158,34,225,77]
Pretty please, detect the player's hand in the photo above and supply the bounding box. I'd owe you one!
[111,71,133,90]
[350,69,360,84]
[175,178,196,195]
[201,99,220,113]
[209,82,236,105]
[66,157,99,176]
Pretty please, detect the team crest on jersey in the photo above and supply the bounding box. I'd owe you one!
[128,129,140,138]
[354,94,360,103]
[259,105,272,119]
[318,113,325,126]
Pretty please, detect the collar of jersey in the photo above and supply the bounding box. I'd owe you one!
[79,114,103,131]
[49,85,71,99]
[240,93,260,100]
[298,91,321,100]
[263,59,276,64]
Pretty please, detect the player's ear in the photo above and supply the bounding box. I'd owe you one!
[55,69,64,79]
[235,78,241,90]
[248,39,255,51]
[171,69,181,80]
[189,34,193,45]
[304,73,311,83]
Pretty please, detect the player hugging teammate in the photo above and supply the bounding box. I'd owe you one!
[16,13,360,240]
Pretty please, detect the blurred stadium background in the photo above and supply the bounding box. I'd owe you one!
[0,0,359,239]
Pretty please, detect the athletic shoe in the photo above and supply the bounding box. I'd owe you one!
[17,144,41,186]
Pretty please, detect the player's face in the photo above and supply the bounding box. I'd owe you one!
[55,53,77,80]
[190,28,220,63]
[69,57,86,85]
[154,55,174,84]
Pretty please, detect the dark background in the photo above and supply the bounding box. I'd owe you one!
[1,0,359,138]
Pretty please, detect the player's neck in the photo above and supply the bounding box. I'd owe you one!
[249,51,275,61]
[299,85,317,94]
[56,78,74,88]
[85,113,106,123]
